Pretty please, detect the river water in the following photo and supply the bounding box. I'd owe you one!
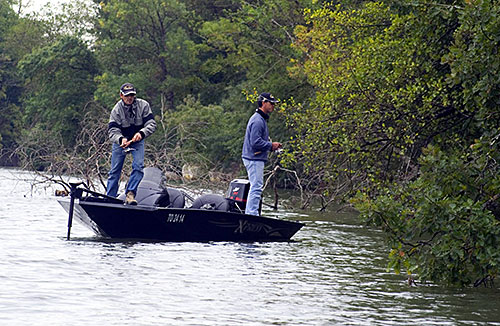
[0,168,499,325]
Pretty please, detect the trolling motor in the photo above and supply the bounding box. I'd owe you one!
[66,182,123,240]
[66,182,84,240]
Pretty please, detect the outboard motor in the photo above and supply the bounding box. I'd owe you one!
[225,179,250,213]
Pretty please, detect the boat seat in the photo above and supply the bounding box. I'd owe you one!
[117,180,171,207]
[167,188,185,208]
[191,194,229,211]
[116,168,185,208]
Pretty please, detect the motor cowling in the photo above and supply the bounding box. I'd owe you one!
[225,179,250,212]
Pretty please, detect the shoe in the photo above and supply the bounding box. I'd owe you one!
[125,191,138,205]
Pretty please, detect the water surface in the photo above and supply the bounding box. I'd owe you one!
[0,168,498,325]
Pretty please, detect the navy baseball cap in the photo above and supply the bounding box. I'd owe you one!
[258,92,279,103]
[120,83,136,96]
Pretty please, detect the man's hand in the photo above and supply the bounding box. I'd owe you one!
[271,142,282,151]
[120,133,142,148]
[131,132,143,143]
[120,138,130,148]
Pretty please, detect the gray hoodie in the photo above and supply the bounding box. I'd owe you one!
[108,98,157,144]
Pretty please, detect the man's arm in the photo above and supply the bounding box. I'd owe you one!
[108,108,124,145]
[250,122,272,153]
[139,101,157,139]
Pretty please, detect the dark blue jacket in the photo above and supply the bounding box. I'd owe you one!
[242,110,272,162]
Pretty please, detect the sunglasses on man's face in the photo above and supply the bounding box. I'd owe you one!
[124,94,136,97]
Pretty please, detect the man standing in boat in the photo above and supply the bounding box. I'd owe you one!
[106,83,157,205]
[241,92,282,215]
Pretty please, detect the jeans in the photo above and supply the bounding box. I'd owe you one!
[106,140,145,197]
[243,158,264,216]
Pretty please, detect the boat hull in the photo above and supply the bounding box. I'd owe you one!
[59,200,303,242]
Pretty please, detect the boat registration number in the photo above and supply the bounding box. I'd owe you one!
[166,213,185,223]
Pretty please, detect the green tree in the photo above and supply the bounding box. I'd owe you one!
[94,0,203,110]
[161,95,245,170]
[199,0,315,106]
[353,143,500,287]
[354,0,500,286]
[287,0,500,285]
[0,0,22,155]
[444,0,500,132]
[18,36,99,146]
[1,0,98,159]
[283,1,461,203]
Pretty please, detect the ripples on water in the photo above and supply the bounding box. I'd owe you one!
[0,168,499,325]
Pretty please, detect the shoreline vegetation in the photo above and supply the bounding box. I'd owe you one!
[1,0,499,287]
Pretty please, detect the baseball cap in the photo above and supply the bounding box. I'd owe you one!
[258,92,279,103]
[120,83,136,96]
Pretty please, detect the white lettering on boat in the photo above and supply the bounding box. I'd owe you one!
[234,219,272,234]
[166,213,185,223]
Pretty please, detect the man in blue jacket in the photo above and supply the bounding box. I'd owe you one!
[241,92,282,215]
[106,83,157,204]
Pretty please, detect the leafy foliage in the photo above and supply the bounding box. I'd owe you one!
[157,95,246,170]
[284,0,500,285]
[353,144,500,286]
[0,0,22,153]
[444,0,500,129]
[199,0,314,104]
[18,36,99,145]
[94,0,204,109]
[284,2,462,196]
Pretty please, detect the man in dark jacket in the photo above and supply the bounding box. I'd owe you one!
[106,83,157,204]
[241,92,282,215]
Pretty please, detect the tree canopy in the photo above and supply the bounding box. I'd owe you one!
[284,0,500,286]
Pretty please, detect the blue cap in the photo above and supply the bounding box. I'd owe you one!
[258,92,279,103]
[120,83,136,96]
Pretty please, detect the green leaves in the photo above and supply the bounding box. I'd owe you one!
[199,0,315,103]
[444,0,500,127]
[156,95,246,169]
[354,143,500,286]
[18,36,98,146]
[286,0,500,285]
[94,0,202,109]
